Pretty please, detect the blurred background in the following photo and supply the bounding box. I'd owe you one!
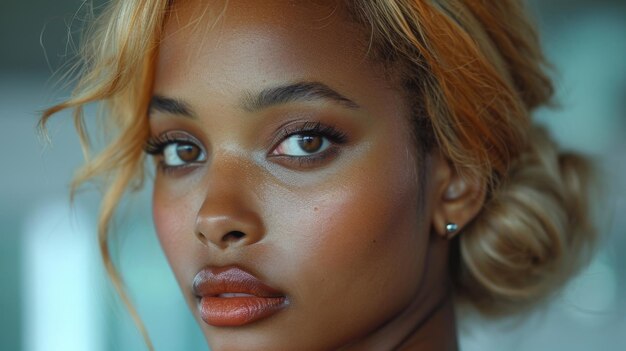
[0,0,624,350]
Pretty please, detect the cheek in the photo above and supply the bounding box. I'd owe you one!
[153,185,180,248]
[297,134,427,283]
[284,179,423,268]
[265,141,430,338]
[151,177,201,271]
[286,170,427,286]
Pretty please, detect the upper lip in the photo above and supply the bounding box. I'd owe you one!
[192,266,285,298]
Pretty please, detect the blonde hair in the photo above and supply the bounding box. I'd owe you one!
[349,0,596,314]
[41,0,597,347]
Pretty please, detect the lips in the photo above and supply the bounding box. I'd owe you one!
[192,266,287,327]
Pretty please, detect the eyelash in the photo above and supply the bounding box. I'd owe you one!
[276,121,347,145]
[144,121,348,172]
[270,121,347,167]
[144,133,191,155]
[144,132,203,173]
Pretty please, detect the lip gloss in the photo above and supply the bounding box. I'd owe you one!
[193,266,288,327]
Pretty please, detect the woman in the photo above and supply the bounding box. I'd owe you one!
[42,0,596,349]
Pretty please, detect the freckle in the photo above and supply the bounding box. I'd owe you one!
[372,239,377,244]
[314,207,319,211]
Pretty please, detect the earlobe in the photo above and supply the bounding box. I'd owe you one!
[430,155,486,239]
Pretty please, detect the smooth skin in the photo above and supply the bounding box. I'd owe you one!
[149,1,485,349]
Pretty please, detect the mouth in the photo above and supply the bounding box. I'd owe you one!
[192,266,288,327]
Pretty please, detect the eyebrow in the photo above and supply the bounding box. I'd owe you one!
[241,81,360,112]
[149,81,360,118]
[149,95,195,118]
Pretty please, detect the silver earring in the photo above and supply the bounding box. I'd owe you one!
[445,223,458,238]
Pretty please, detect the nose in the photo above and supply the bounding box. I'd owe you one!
[194,158,265,250]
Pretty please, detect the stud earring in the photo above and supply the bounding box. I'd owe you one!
[445,222,458,239]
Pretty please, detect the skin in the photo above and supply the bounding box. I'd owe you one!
[149,1,485,349]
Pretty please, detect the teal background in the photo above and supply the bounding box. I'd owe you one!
[1,0,624,350]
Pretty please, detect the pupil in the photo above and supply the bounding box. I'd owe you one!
[176,144,200,161]
[298,135,322,153]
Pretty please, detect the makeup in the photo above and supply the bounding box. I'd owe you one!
[151,0,442,347]
[192,266,287,327]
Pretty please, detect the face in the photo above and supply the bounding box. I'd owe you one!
[149,1,449,349]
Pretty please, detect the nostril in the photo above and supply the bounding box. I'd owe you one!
[196,231,208,245]
[222,231,246,242]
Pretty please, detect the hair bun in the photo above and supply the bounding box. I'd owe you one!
[455,126,596,314]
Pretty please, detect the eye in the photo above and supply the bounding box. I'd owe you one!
[163,142,206,166]
[272,133,331,157]
[267,122,348,169]
[144,132,207,170]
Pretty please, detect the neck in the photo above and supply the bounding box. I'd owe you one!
[395,295,458,351]
[339,235,458,350]
[339,292,458,351]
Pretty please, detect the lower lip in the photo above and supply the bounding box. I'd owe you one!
[198,296,287,327]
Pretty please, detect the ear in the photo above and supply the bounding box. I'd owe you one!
[430,153,487,239]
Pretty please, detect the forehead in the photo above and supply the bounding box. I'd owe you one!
[154,0,398,102]
[160,0,362,55]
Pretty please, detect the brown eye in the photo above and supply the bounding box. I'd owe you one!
[163,142,206,166]
[297,135,323,153]
[272,133,331,157]
[176,144,201,162]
